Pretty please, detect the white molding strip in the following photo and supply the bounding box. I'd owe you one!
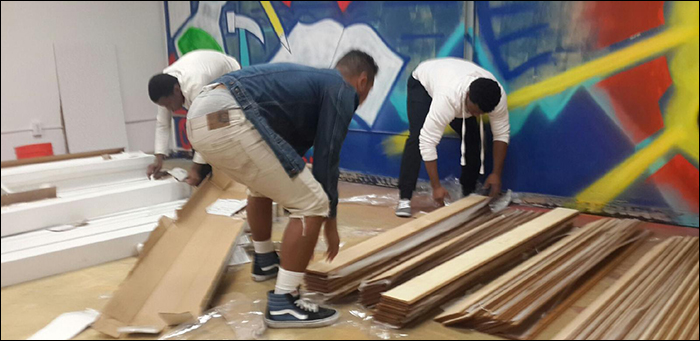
[1,179,190,237]
[1,152,154,194]
[1,200,186,287]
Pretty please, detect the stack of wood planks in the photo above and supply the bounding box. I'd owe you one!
[305,196,491,301]
[374,208,578,328]
[359,209,543,307]
[435,218,649,338]
[553,235,699,340]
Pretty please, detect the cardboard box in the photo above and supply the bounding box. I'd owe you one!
[92,170,248,337]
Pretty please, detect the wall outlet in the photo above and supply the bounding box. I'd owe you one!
[31,120,43,137]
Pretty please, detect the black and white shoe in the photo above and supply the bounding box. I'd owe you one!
[395,199,412,217]
[265,291,340,328]
[252,252,280,282]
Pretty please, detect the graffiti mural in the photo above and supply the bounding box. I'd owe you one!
[473,1,698,226]
[164,0,466,182]
[163,1,698,226]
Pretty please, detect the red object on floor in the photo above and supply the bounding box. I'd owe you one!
[15,143,54,159]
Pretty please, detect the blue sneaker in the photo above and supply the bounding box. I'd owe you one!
[252,252,280,282]
[265,291,340,328]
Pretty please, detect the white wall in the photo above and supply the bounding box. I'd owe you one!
[1,1,167,161]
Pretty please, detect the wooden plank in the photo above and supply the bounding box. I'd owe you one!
[523,233,648,339]
[437,218,641,335]
[306,195,489,275]
[376,214,574,327]
[644,263,699,339]
[588,239,695,339]
[552,237,698,340]
[0,148,124,168]
[552,237,674,339]
[360,211,540,307]
[436,220,608,323]
[384,208,578,305]
[1,187,56,206]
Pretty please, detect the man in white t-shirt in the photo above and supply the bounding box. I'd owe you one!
[396,58,510,217]
[147,50,240,185]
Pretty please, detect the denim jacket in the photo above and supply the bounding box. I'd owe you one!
[213,63,358,218]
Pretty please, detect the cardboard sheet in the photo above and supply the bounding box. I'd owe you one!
[92,171,248,338]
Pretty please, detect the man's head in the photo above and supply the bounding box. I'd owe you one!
[148,74,185,111]
[466,78,502,116]
[335,50,378,105]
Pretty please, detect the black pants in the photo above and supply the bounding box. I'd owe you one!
[398,76,481,200]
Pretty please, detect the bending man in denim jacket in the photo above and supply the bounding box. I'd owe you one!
[186,50,377,328]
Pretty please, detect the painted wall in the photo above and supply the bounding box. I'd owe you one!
[165,1,698,226]
[164,0,466,180]
[1,1,168,160]
[472,1,698,226]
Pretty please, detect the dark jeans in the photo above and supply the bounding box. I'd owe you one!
[398,76,481,200]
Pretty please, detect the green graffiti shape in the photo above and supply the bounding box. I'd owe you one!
[178,27,223,55]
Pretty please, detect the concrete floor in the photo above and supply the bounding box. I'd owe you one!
[1,160,698,340]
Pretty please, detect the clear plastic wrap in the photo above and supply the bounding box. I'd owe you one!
[160,293,267,340]
[324,303,409,340]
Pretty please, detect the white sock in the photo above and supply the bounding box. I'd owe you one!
[274,268,305,295]
[253,239,275,254]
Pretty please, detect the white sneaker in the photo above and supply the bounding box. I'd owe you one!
[395,199,412,218]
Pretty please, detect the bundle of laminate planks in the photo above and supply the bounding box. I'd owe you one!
[375,208,578,328]
[359,209,544,307]
[305,195,491,301]
[435,218,649,339]
[553,235,699,340]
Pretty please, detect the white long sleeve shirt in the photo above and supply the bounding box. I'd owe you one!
[155,50,241,164]
[412,58,510,165]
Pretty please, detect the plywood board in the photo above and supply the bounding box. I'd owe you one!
[384,208,578,305]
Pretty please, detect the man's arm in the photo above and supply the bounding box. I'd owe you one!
[149,106,173,178]
[484,95,510,197]
[312,86,355,219]
[484,141,508,197]
[419,95,456,205]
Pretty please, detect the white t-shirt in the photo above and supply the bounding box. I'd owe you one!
[154,50,240,163]
[412,58,510,164]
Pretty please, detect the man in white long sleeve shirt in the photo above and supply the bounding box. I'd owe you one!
[396,58,510,217]
[147,50,240,185]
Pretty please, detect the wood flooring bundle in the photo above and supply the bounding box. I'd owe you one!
[374,208,579,328]
[359,209,544,307]
[435,218,649,339]
[554,235,699,340]
[305,196,491,301]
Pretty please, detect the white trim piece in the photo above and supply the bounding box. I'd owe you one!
[1,200,186,254]
[27,309,101,340]
[0,152,154,194]
[1,201,185,287]
[1,179,191,237]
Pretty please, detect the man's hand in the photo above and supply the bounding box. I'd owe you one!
[185,163,204,187]
[324,218,340,262]
[147,155,165,179]
[484,173,502,197]
[432,185,451,206]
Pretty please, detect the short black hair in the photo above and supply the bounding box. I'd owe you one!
[148,74,179,102]
[469,78,502,113]
[335,50,379,81]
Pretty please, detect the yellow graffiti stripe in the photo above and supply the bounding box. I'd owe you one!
[260,1,286,42]
[576,129,682,206]
[576,1,699,209]
[508,27,699,109]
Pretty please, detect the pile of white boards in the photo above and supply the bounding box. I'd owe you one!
[1,151,191,287]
